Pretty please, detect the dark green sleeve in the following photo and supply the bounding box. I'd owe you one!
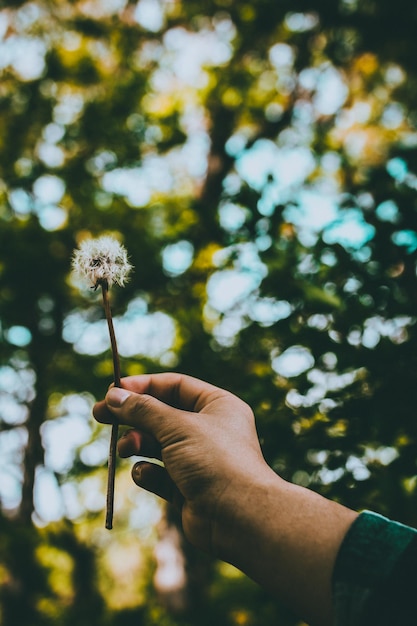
[332,510,417,626]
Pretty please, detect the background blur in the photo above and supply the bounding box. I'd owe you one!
[1,0,417,624]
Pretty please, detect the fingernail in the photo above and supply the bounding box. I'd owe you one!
[132,463,142,480]
[107,387,131,407]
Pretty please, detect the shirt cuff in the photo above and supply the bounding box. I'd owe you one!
[332,510,417,626]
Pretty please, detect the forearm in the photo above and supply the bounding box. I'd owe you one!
[213,467,358,626]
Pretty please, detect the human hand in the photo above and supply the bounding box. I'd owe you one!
[94,372,359,626]
[93,373,269,555]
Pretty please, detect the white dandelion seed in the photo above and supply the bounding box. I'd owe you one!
[72,235,132,289]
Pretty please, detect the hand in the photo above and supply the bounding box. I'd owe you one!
[94,372,358,626]
[93,372,270,555]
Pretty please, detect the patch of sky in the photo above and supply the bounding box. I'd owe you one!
[322,209,375,250]
[211,314,249,348]
[0,35,46,81]
[13,174,69,231]
[118,310,176,359]
[41,396,93,474]
[363,446,399,466]
[173,132,210,179]
[207,270,261,314]
[249,298,292,327]
[265,102,285,123]
[86,150,118,176]
[161,22,234,87]
[312,65,349,116]
[0,394,28,425]
[0,364,36,410]
[5,325,32,347]
[102,167,152,207]
[79,0,128,19]
[391,230,417,253]
[297,253,319,276]
[287,367,363,409]
[347,315,413,349]
[60,482,84,521]
[381,102,404,130]
[162,240,194,276]
[78,476,106,513]
[102,156,174,207]
[272,345,315,378]
[255,234,272,252]
[321,151,342,175]
[269,43,294,69]
[387,157,408,182]
[64,299,176,361]
[80,435,109,467]
[48,475,105,522]
[37,122,66,168]
[37,146,65,169]
[282,189,339,246]
[257,182,283,217]
[33,467,64,524]
[63,311,110,355]
[321,249,338,266]
[343,276,362,293]
[385,64,406,87]
[298,67,319,92]
[223,172,242,196]
[317,466,345,485]
[207,244,290,340]
[53,92,84,126]
[134,0,165,32]
[218,202,248,232]
[293,99,315,128]
[225,132,250,157]
[43,121,65,142]
[345,455,371,481]
[33,174,65,203]
[308,313,333,331]
[236,139,315,197]
[129,489,163,533]
[375,199,400,223]
[284,12,319,32]
[337,102,372,130]
[0,427,27,509]
[8,188,32,216]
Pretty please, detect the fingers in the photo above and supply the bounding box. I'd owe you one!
[102,386,186,440]
[132,461,183,508]
[118,429,161,460]
[93,399,113,424]
[92,372,222,429]
[116,372,228,413]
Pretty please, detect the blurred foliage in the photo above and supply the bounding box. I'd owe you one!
[2,0,417,624]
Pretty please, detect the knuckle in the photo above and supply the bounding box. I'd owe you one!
[125,394,154,423]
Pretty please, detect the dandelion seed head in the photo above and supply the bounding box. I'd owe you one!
[72,235,133,288]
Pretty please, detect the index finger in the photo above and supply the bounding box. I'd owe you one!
[118,372,229,413]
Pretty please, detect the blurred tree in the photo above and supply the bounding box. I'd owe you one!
[2,0,417,624]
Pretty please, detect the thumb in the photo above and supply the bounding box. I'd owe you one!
[105,386,182,440]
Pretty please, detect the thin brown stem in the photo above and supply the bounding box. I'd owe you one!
[101,281,121,530]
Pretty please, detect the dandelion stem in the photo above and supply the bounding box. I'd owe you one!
[101,280,121,530]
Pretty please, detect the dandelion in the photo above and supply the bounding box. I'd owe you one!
[72,235,133,530]
[72,235,132,289]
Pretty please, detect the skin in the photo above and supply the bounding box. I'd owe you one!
[93,373,358,626]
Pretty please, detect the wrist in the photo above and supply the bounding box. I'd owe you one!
[211,463,281,565]
[210,467,357,625]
